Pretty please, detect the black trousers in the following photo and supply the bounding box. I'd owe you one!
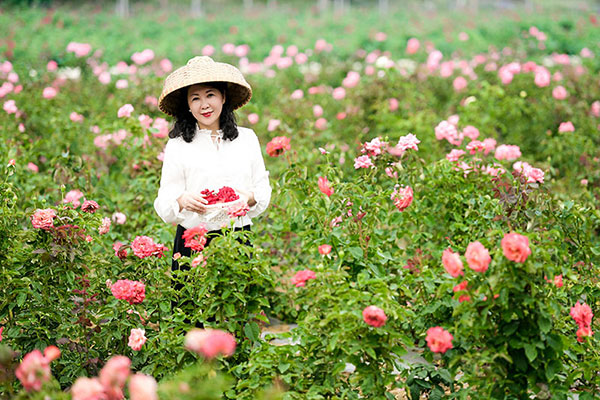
[171,224,251,325]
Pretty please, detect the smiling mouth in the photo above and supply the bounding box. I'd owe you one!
[201,112,213,118]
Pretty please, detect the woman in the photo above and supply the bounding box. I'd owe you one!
[154,56,272,267]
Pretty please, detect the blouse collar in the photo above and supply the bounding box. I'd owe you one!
[196,125,223,137]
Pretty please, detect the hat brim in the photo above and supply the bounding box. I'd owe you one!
[158,57,252,116]
[159,81,251,116]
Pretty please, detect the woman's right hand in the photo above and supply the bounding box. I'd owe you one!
[177,192,208,214]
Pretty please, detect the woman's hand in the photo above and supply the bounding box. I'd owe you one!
[235,188,256,207]
[177,192,208,214]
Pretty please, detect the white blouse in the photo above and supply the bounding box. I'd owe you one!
[153,125,272,231]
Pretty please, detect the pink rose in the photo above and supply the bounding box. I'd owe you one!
[66,42,92,58]
[202,45,215,56]
[31,208,56,230]
[129,374,158,400]
[42,87,57,99]
[312,105,324,117]
[362,306,387,328]
[318,244,332,255]
[291,269,316,287]
[81,200,99,213]
[70,112,84,123]
[553,274,563,288]
[315,117,327,130]
[426,326,453,353]
[446,149,465,162]
[267,119,281,132]
[27,162,39,173]
[182,225,208,252]
[318,176,334,197]
[99,355,131,398]
[266,136,290,157]
[47,60,58,71]
[111,212,126,225]
[534,66,551,87]
[362,137,387,156]
[576,326,593,343]
[113,242,128,259]
[462,125,479,140]
[435,120,461,145]
[342,71,360,88]
[558,121,574,133]
[63,189,84,207]
[43,346,60,362]
[332,87,346,100]
[128,329,146,351]
[552,85,568,100]
[315,38,329,53]
[453,281,468,293]
[131,49,154,65]
[570,302,593,329]
[117,104,134,118]
[247,113,259,124]
[391,185,413,212]
[442,249,464,277]
[160,58,173,73]
[354,155,374,169]
[15,349,52,392]
[406,38,420,54]
[466,140,485,155]
[465,241,491,273]
[290,89,303,99]
[71,377,106,400]
[191,254,207,268]
[388,98,399,111]
[453,76,467,92]
[130,236,158,258]
[184,329,236,359]
[226,201,250,218]
[111,280,146,304]
[501,232,531,263]
[3,99,17,114]
[98,217,111,235]
[494,144,521,161]
[395,133,420,154]
[115,79,128,89]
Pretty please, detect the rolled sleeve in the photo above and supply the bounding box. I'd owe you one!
[153,140,186,224]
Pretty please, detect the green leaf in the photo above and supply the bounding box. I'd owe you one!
[244,321,260,342]
[429,386,444,400]
[545,359,561,381]
[524,344,538,362]
[365,347,376,359]
[278,362,290,373]
[159,302,170,313]
[348,246,364,259]
[17,292,27,307]
[538,316,551,333]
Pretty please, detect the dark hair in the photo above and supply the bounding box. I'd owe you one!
[168,81,239,143]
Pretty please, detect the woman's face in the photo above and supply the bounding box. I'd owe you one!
[187,83,226,131]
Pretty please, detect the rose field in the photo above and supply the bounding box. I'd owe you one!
[1,1,600,399]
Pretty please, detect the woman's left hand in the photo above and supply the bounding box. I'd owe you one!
[235,188,256,207]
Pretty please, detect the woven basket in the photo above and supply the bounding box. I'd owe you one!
[158,56,252,116]
[195,198,246,226]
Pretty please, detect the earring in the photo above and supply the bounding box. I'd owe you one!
[189,109,192,112]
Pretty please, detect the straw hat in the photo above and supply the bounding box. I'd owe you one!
[158,56,252,116]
